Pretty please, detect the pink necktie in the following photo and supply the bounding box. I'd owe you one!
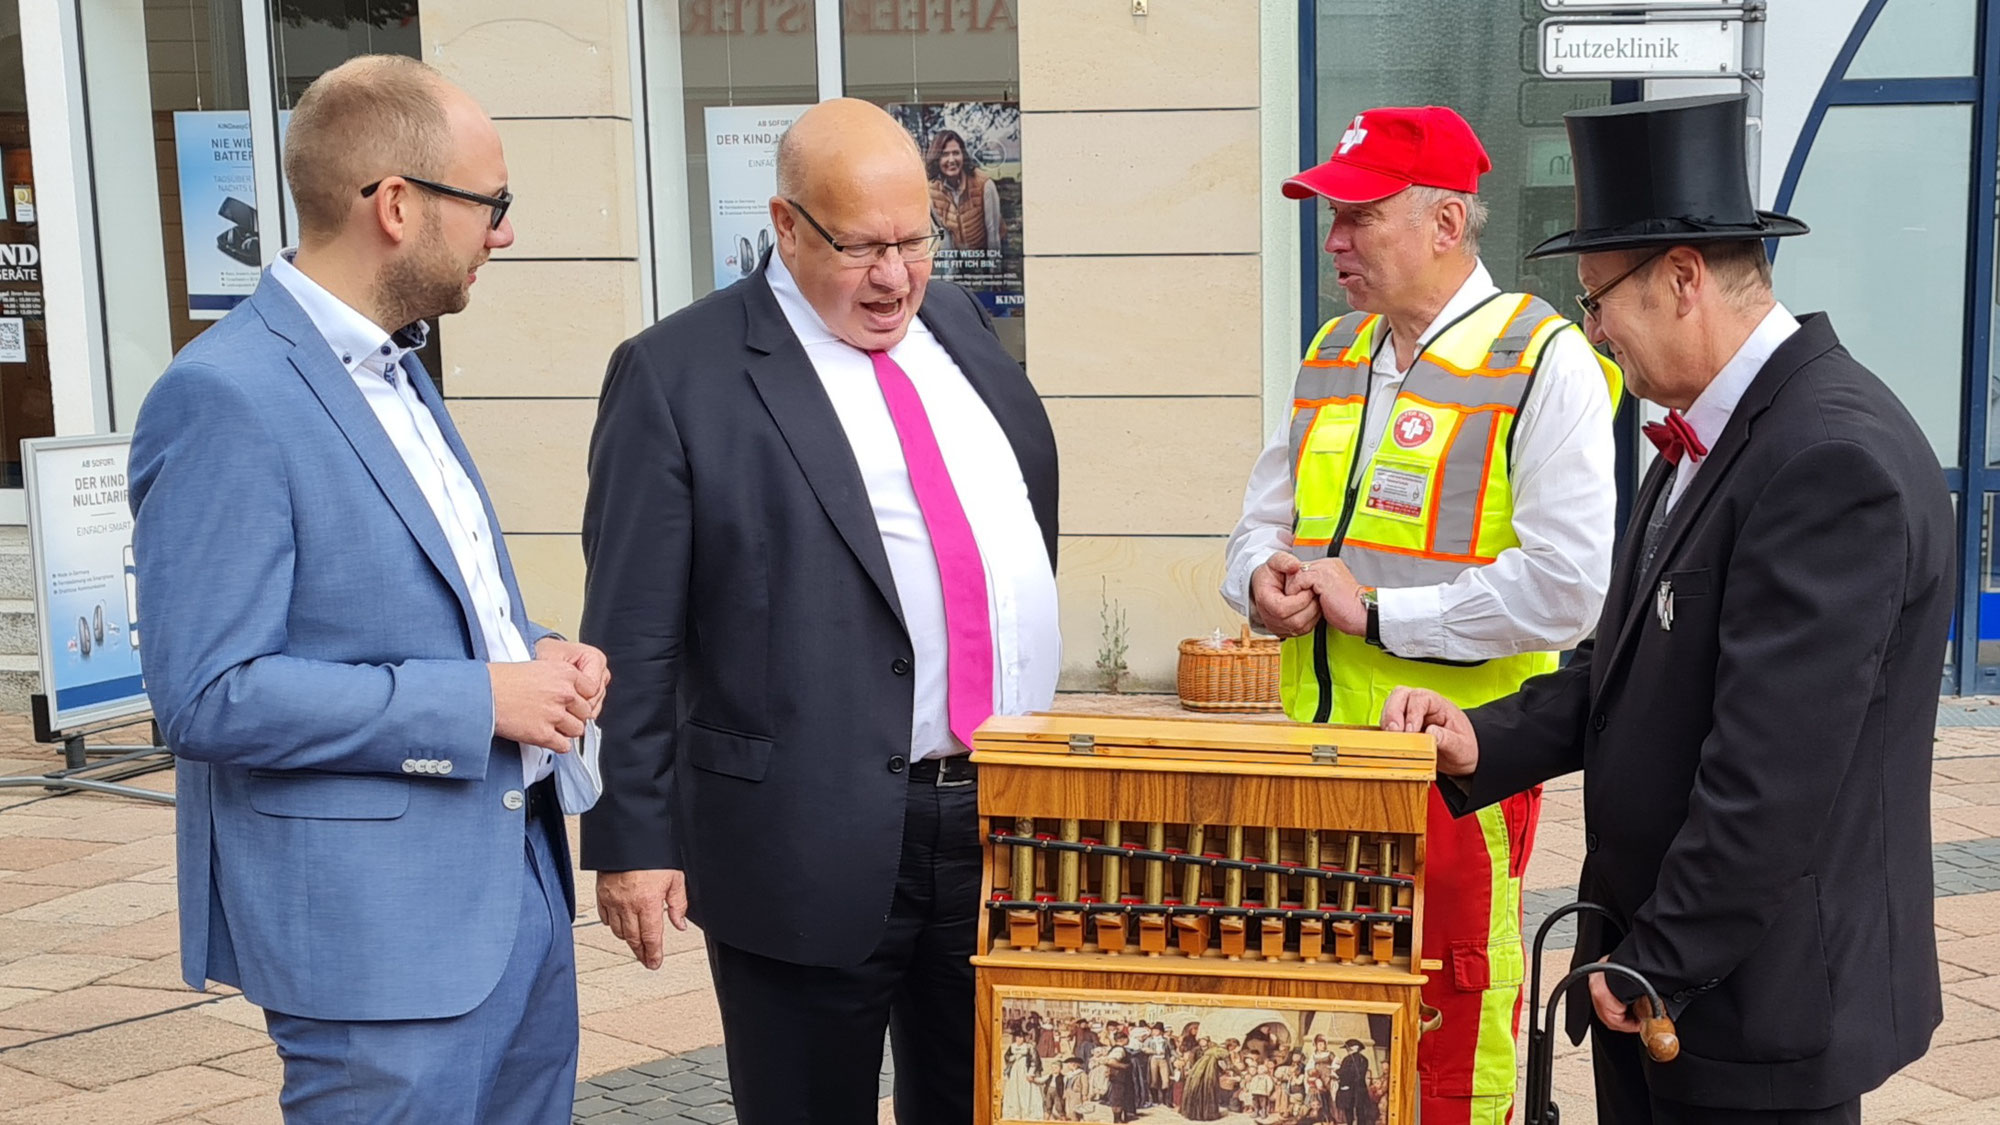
[868,349,995,749]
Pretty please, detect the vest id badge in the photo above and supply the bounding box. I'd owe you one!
[1363,462,1429,521]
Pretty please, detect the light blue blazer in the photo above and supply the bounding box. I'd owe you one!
[128,273,571,1022]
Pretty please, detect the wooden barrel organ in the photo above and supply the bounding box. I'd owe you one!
[970,713,1439,1125]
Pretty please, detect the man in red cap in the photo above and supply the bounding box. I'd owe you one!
[1223,105,1623,1125]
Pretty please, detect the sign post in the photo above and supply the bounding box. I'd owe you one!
[0,434,169,804]
[1538,15,1746,80]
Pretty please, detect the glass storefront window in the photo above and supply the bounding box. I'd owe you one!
[1978,493,2000,671]
[1772,103,1970,470]
[77,0,256,430]
[1846,0,1977,81]
[75,0,258,433]
[1312,1,1608,328]
[843,0,1023,363]
[636,3,1024,346]
[265,2,437,382]
[0,5,51,486]
[647,2,818,306]
[841,0,1019,104]
[78,1,428,426]
[270,2,424,109]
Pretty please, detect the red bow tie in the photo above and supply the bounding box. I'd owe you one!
[1643,410,1708,465]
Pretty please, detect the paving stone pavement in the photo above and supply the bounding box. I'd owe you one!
[1517,836,2000,966]
[6,706,2000,1124]
[570,1045,895,1125]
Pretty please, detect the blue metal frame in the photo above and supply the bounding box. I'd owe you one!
[1769,0,1891,226]
[1769,0,1992,694]
[1608,81,1643,547]
[1962,3,2000,694]
[1829,76,1980,103]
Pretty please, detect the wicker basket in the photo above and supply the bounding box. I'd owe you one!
[1176,624,1283,712]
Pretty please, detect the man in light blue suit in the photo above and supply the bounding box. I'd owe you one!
[128,56,606,1124]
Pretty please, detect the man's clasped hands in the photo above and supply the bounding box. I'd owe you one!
[1246,550,1369,640]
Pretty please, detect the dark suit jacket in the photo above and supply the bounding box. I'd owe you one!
[1445,313,1950,1109]
[577,261,1058,967]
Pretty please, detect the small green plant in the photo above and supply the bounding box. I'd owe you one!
[1096,578,1130,693]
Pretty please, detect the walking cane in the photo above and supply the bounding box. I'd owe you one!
[1522,902,1680,1125]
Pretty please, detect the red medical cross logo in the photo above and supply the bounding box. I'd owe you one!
[1393,409,1434,448]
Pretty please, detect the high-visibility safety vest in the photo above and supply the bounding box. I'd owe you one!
[1279,291,1621,1110]
[1280,291,1622,725]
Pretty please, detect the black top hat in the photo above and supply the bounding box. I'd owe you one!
[1526,94,1808,259]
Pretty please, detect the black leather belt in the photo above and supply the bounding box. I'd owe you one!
[908,755,977,786]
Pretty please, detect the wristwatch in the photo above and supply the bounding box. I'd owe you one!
[1357,586,1382,648]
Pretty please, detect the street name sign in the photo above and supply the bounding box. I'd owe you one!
[1539,17,1745,79]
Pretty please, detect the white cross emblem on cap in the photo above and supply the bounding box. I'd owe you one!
[1339,115,1368,155]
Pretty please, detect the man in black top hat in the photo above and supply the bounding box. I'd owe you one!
[1383,93,1950,1123]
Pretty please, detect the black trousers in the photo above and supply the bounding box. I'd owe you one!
[708,770,982,1125]
[1590,1025,1861,1125]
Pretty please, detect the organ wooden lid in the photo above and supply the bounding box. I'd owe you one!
[970,712,1434,782]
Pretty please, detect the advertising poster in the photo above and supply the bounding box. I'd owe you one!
[173,111,261,319]
[23,437,146,728]
[704,104,810,291]
[888,101,1024,320]
[172,111,297,320]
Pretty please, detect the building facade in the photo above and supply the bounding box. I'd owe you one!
[0,0,1989,704]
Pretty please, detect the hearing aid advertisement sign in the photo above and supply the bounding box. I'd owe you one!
[23,436,146,728]
[172,112,297,320]
[888,101,1024,320]
[705,104,811,292]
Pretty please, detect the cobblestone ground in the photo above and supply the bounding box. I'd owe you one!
[4,702,2000,1124]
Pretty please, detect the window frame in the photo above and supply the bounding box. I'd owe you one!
[1769,0,1993,693]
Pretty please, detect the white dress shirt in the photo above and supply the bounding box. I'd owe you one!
[272,253,551,788]
[1222,260,1617,659]
[766,252,1059,759]
[1666,303,1801,509]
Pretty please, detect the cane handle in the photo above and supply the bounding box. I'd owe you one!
[1418,1003,1443,1035]
[1639,1013,1680,1063]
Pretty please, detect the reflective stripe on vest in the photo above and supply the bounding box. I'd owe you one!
[1276,292,1622,725]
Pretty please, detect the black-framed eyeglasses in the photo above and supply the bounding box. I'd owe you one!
[361,175,513,231]
[784,199,943,266]
[1575,249,1666,320]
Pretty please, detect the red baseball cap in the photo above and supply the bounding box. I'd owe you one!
[1282,106,1492,204]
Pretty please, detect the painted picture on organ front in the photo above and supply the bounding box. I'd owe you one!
[993,993,1394,1124]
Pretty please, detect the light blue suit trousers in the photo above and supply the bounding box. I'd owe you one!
[264,784,578,1125]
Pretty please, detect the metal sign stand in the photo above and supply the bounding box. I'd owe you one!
[0,697,172,805]
[5,434,169,806]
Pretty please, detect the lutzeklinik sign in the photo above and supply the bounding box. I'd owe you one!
[1540,18,1746,79]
